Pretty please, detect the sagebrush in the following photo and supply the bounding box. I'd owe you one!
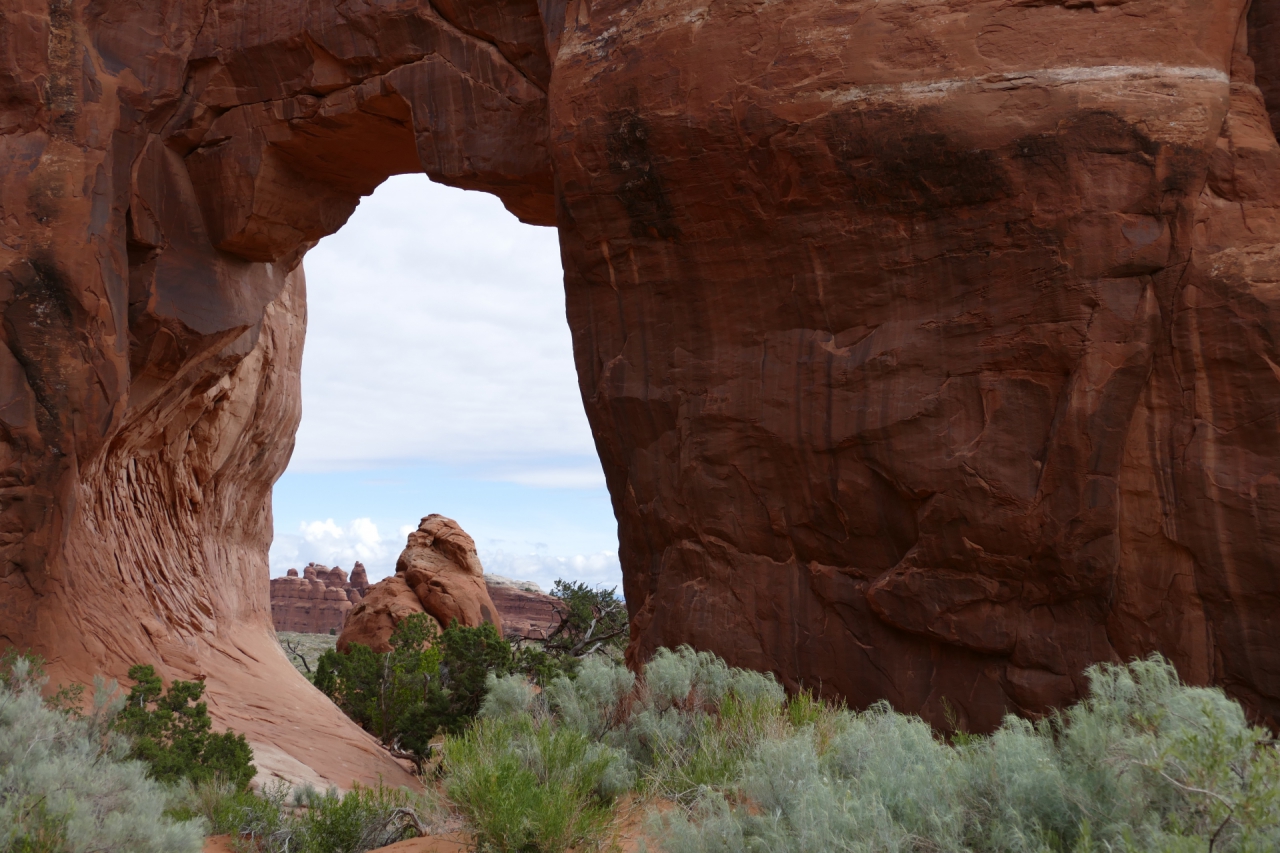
[0,656,205,853]
[453,649,1280,853]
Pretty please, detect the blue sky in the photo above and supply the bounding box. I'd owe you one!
[269,175,622,593]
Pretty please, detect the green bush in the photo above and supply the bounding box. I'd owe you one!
[0,655,204,853]
[172,778,439,853]
[114,664,256,790]
[542,581,629,663]
[659,655,1280,853]
[440,647,784,851]
[454,649,1280,853]
[316,615,515,769]
[444,716,623,852]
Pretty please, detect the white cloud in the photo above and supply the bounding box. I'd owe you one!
[291,174,598,485]
[270,517,624,597]
[270,517,395,578]
[478,549,623,597]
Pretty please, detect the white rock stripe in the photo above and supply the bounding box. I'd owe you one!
[825,64,1230,104]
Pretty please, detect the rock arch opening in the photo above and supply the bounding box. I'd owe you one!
[268,172,617,594]
[5,0,1280,791]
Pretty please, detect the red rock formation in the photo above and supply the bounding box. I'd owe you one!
[350,562,371,596]
[559,0,1280,732]
[485,577,566,641]
[339,516,503,652]
[337,575,431,655]
[4,0,1280,771]
[270,562,365,635]
[398,515,503,632]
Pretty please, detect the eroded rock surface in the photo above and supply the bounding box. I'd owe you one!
[339,515,503,652]
[486,576,567,641]
[270,563,368,634]
[3,0,1280,771]
[338,575,430,655]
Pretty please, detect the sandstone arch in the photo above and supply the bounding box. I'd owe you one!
[4,0,1280,784]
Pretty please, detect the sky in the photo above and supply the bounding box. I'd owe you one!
[268,174,622,594]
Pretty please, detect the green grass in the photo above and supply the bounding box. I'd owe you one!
[444,716,619,852]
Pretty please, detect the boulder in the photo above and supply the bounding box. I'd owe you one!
[338,516,502,652]
[337,576,435,654]
[398,515,502,632]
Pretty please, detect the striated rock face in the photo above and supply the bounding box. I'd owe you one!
[338,515,503,653]
[270,562,366,635]
[558,0,1280,732]
[485,576,566,641]
[4,0,1280,771]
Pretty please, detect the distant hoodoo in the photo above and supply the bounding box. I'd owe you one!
[270,562,370,635]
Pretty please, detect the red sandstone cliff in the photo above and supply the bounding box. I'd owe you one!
[486,576,567,641]
[3,0,1280,787]
[270,562,368,635]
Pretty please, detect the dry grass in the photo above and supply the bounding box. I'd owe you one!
[276,631,337,679]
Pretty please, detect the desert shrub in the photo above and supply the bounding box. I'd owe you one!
[449,647,786,851]
[0,655,204,853]
[172,778,441,853]
[316,615,514,769]
[659,655,1280,853]
[315,614,443,745]
[167,777,295,842]
[292,784,435,853]
[541,581,629,663]
[114,664,256,790]
[464,649,1280,852]
[480,647,785,804]
[444,715,624,852]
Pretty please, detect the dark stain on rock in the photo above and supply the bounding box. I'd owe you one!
[831,110,1013,214]
[607,110,680,240]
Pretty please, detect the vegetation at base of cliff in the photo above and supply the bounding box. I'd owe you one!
[312,579,631,772]
[441,649,1280,853]
[0,651,438,853]
[0,653,205,853]
[115,665,257,790]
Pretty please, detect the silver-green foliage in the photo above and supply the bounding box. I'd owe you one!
[450,647,788,851]
[661,656,1280,853]
[0,658,204,853]
[445,714,625,852]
